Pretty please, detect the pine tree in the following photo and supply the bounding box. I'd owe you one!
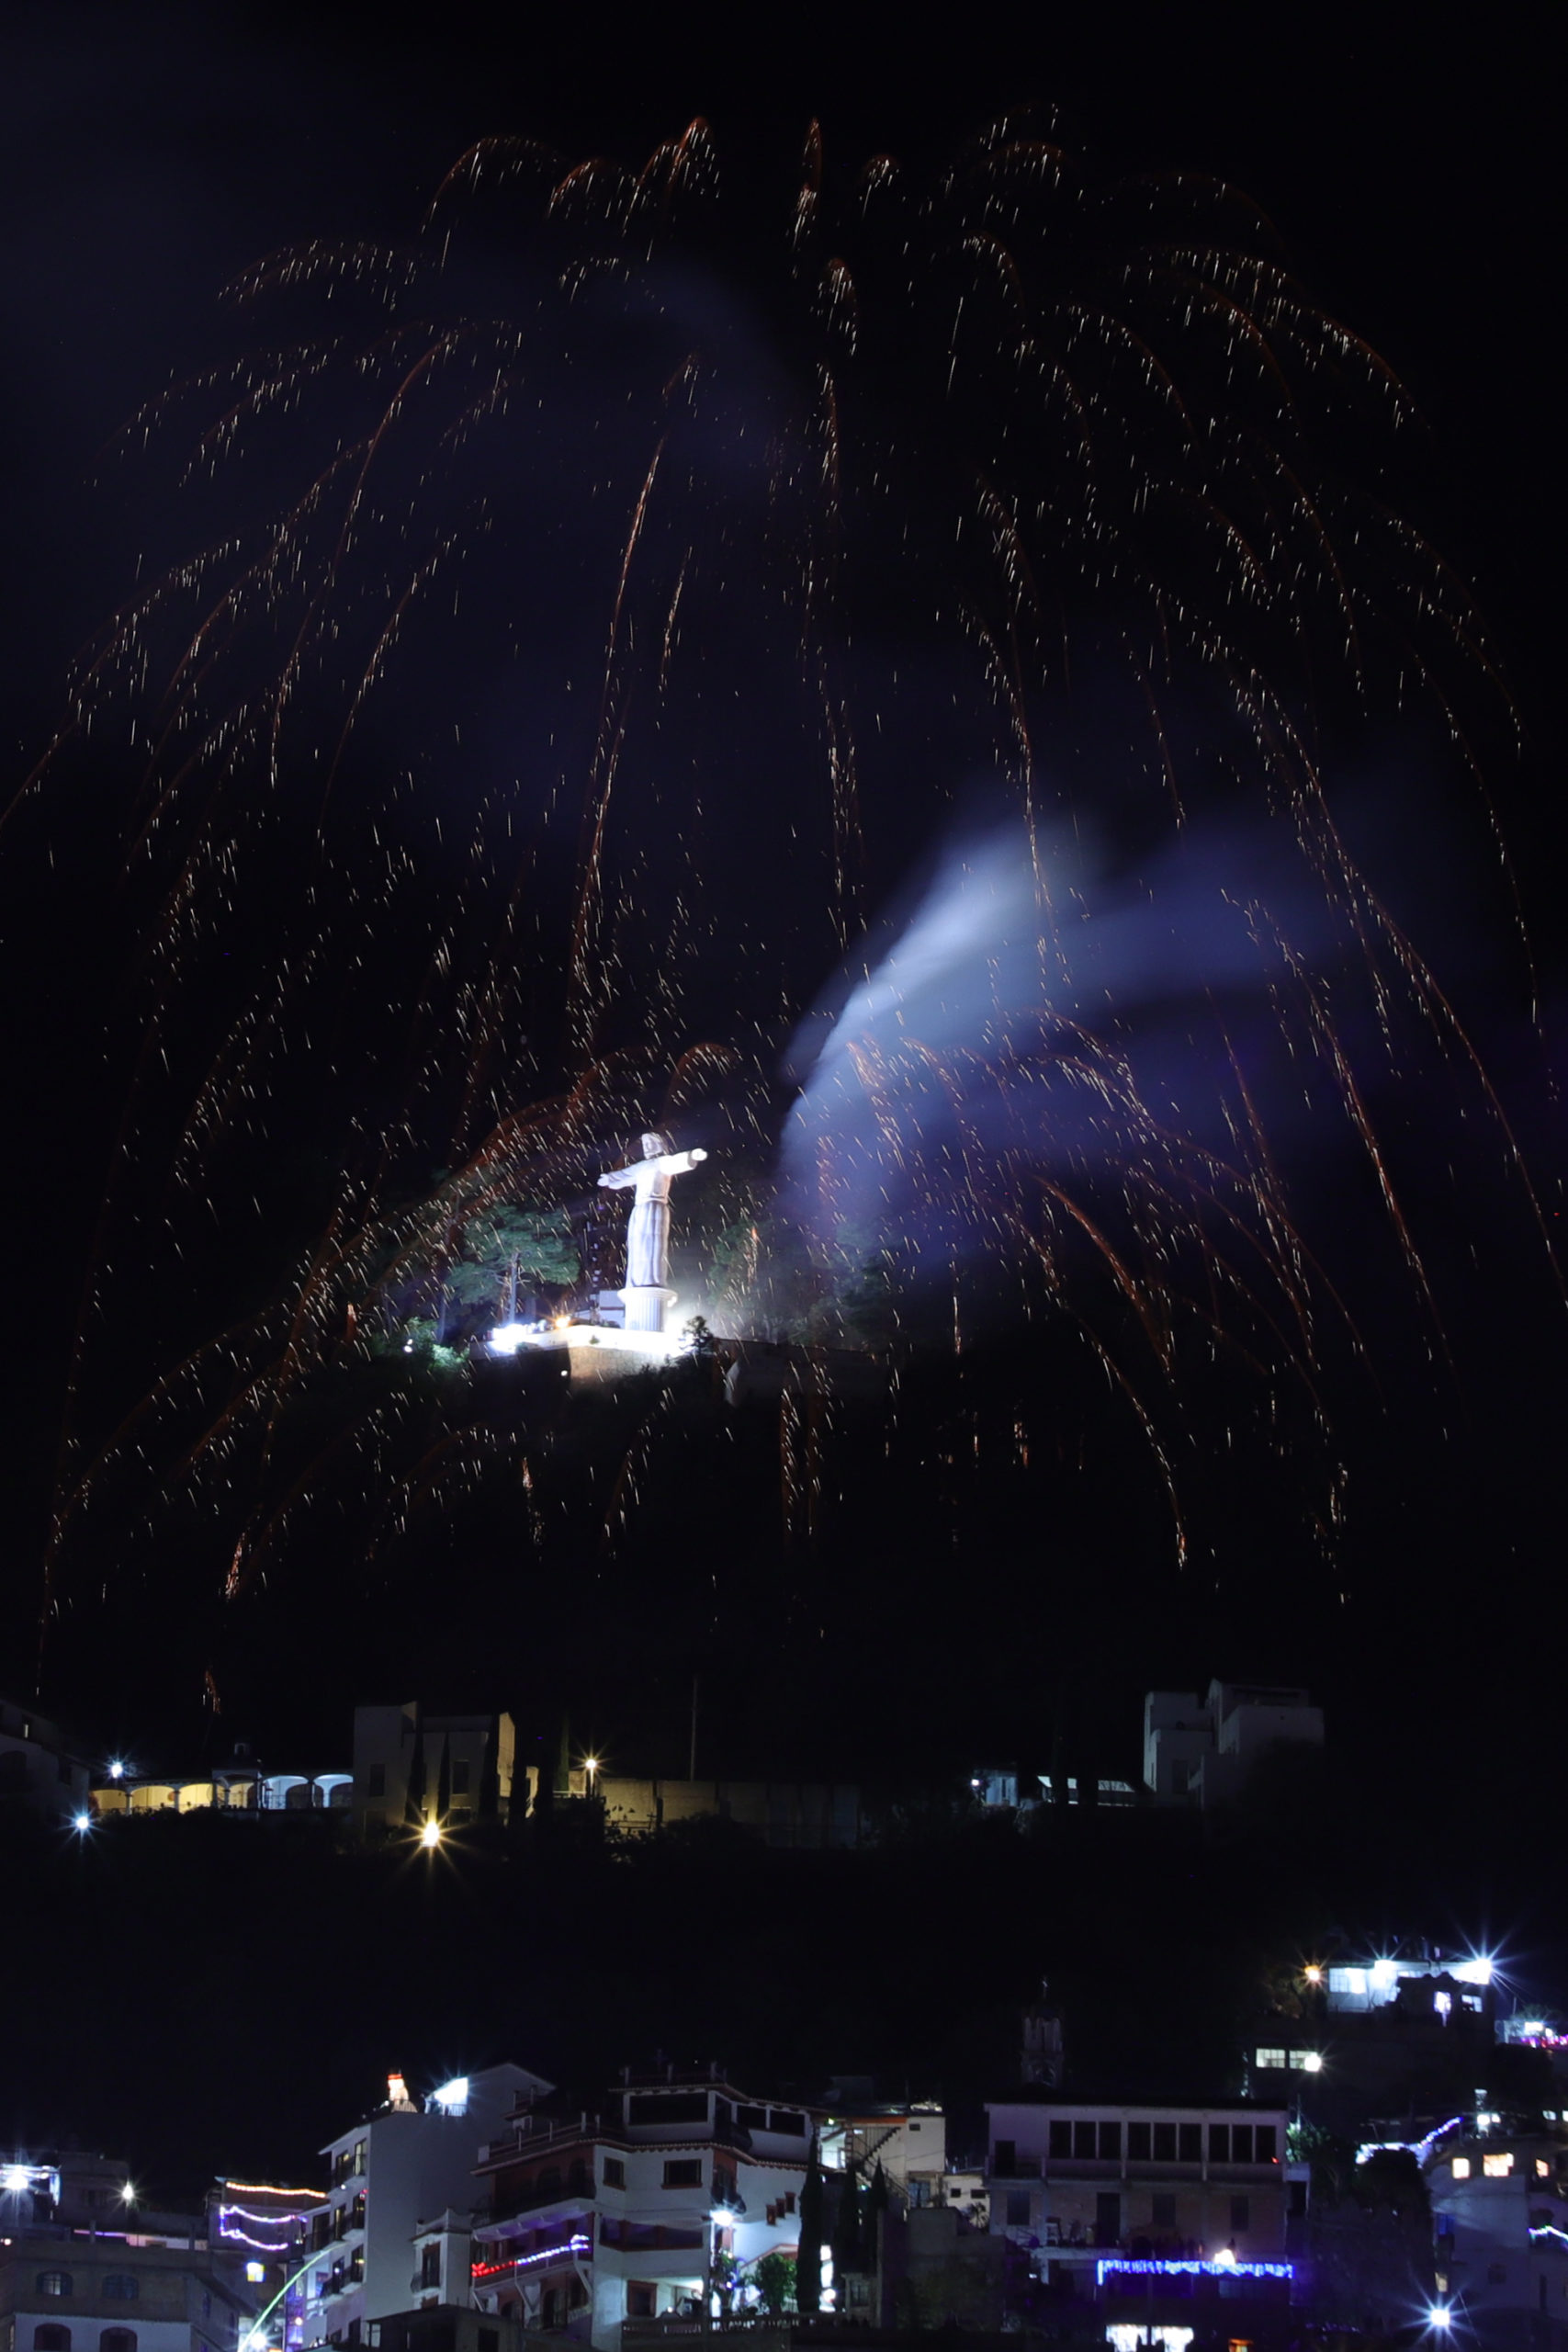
[403,1726,427,1830]
[795,2137,823,2314]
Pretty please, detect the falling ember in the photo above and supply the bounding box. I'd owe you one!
[7,111,1552,1657]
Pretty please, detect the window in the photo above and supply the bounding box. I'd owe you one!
[603,2158,625,2188]
[36,2279,73,2301]
[737,2107,767,2132]
[1230,2195,1249,2233]
[998,2136,1021,2171]
[1151,2195,1176,2229]
[1254,2126,1276,2162]
[101,2284,137,2304]
[101,2332,136,2352]
[34,2331,70,2351]
[1210,2126,1230,2162]
[1255,2048,1287,2071]
[1129,2123,1151,2161]
[769,2111,806,2137]
[1451,2157,1471,2179]
[626,2287,657,2320]
[419,2247,440,2290]
[1005,2192,1030,2228]
[451,1760,470,1796]
[1046,2123,1069,2160]
[1153,2124,1176,2162]
[661,2161,703,2189]
[1073,2120,1096,2159]
[1099,2122,1121,2160]
[1232,2126,1252,2163]
[1179,2125,1201,2162]
[1483,2154,1513,2178]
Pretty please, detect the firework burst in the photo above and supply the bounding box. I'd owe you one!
[8,113,1547,1669]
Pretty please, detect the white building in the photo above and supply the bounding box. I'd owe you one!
[0,2219,257,2352]
[818,2097,947,2206]
[303,2067,550,2347]
[986,2097,1298,2298]
[469,2067,815,2349]
[1423,2114,1568,2338]
[351,1709,515,1842]
[0,1699,92,1824]
[1143,1680,1324,1809]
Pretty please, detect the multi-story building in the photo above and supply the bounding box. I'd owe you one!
[469,2066,815,2348]
[1246,1946,1500,2134]
[986,2098,1300,2304]
[0,1700,92,1825]
[303,2067,549,2348]
[1143,1681,1324,1809]
[350,1710,515,1843]
[818,2094,947,2207]
[1422,2110,1568,2339]
[0,2188,259,2352]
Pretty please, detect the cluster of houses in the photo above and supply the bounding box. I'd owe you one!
[5,1955,1567,2352]
[6,1680,1329,1848]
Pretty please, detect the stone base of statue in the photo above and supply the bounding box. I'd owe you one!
[620,1284,675,1335]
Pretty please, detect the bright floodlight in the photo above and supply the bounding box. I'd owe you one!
[420,1819,442,1848]
[488,1322,527,1357]
[3,2165,32,2193]
[108,1760,125,1780]
[1303,2051,1324,2073]
[73,1812,93,1833]
[433,2077,469,2113]
[1303,1963,1323,1984]
[1453,1956,1493,1986]
[1213,2246,1235,2267]
[121,2183,136,2203]
[1370,1958,1399,1990]
[1428,2308,1452,2330]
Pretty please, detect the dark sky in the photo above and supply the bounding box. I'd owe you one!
[0,5,1558,1771]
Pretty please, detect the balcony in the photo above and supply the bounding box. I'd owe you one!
[490,2172,597,2222]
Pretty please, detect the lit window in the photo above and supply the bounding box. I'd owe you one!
[1451,2158,1471,2179]
[37,2278,73,2301]
[1483,2154,1512,2178]
[1537,2160,1551,2178]
[1255,2049,1286,2072]
[244,2267,265,2287]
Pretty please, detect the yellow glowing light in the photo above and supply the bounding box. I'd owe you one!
[1303,1964,1323,1985]
[420,1819,442,1849]
[583,1755,600,1779]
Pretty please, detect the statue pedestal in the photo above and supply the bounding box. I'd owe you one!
[620,1284,675,1335]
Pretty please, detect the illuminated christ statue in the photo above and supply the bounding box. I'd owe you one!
[597,1131,707,1332]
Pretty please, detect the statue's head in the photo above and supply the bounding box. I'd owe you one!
[641,1129,671,1159]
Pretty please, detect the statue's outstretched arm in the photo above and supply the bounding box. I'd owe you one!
[660,1148,708,1175]
[598,1167,638,1190]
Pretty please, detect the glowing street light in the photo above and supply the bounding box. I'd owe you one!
[1428,2307,1453,2331]
[420,1819,442,1849]
[107,1760,126,1781]
[72,1812,93,1834]
[1303,1963,1324,1985]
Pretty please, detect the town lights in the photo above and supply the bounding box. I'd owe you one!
[420,1820,442,1849]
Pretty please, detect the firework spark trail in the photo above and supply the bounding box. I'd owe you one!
[8,112,1549,1643]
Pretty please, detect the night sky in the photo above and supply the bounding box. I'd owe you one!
[0,5,1560,2002]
